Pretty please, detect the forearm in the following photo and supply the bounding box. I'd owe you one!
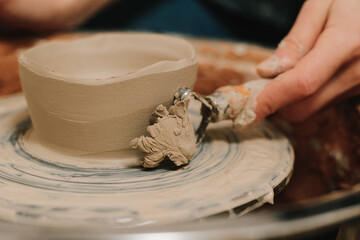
[0,0,116,33]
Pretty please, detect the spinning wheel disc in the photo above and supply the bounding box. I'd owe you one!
[0,94,294,227]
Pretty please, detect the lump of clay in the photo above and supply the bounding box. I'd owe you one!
[131,99,196,168]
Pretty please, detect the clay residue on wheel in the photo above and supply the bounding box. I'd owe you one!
[131,98,196,168]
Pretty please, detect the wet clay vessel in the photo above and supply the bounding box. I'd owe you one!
[18,33,197,154]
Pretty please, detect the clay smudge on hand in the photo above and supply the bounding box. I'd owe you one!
[234,79,271,128]
[130,98,196,168]
[207,79,270,129]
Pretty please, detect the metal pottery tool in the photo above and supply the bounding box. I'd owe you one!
[131,83,255,168]
[174,85,252,144]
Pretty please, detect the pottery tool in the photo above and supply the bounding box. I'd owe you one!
[174,84,253,144]
[132,80,267,167]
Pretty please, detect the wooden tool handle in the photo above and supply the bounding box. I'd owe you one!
[206,84,251,122]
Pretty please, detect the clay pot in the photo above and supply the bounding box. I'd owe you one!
[18,33,197,153]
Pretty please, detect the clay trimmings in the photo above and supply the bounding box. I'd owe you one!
[131,99,196,168]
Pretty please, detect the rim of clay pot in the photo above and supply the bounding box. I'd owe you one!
[18,32,197,85]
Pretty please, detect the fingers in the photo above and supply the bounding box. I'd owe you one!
[255,27,358,120]
[257,0,333,78]
[280,57,360,122]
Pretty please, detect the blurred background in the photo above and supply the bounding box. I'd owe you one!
[0,1,359,239]
[80,0,303,47]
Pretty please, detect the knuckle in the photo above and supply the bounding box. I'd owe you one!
[281,36,303,51]
[263,102,274,116]
[279,35,307,58]
[296,74,317,97]
[260,102,275,118]
[259,95,278,117]
[256,87,280,119]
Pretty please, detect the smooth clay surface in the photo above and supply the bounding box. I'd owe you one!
[18,33,197,155]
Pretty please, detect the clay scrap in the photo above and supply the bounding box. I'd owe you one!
[131,99,196,168]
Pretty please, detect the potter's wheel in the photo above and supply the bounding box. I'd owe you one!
[0,93,293,228]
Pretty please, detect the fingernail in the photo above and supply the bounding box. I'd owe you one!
[257,55,280,77]
[257,55,292,78]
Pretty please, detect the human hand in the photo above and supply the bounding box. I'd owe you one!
[0,0,114,33]
[256,0,360,122]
